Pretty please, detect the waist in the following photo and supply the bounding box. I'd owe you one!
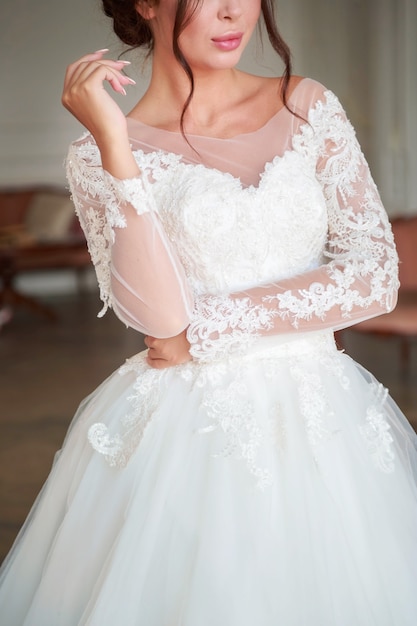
[237,330,337,362]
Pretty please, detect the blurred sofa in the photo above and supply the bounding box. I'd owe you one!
[0,187,91,319]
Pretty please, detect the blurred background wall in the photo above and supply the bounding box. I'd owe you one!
[0,0,416,216]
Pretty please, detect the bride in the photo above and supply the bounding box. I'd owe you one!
[1,1,416,624]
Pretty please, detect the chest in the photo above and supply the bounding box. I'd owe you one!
[136,149,328,293]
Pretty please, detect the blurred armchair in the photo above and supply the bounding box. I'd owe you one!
[0,187,90,320]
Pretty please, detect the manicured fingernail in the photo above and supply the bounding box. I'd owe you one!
[126,77,136,85]
[120,87,127,96]
[119,60,131,65]
[95,48,109,53]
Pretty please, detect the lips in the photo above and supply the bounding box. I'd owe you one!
[212,32,243,51]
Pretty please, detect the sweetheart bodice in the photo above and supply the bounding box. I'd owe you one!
[131,148,327,295]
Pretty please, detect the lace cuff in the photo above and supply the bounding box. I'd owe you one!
[103,170,155,217]
[187,249,398,363]
[186,295,270,362]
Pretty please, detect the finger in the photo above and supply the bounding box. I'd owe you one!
[63,66,130,113]
[65,49,110,83]
[147,351,191,368]
[145,342,163,359]
[146,348,165,361]
[146,356,170,370]
[65,55,134,99]
[144,336,158,349]
[68,61,133,96]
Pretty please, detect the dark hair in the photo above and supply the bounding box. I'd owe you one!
[102,0,293,135]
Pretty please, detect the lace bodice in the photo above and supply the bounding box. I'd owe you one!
[119,148,327,295]
[66,78,399,361]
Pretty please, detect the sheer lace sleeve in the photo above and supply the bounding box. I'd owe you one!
[66,135,194,338]
[187,91,399,362]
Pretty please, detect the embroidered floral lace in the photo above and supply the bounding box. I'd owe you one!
[66,78,399,363]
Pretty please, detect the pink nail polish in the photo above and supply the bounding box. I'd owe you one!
[95,48,109,53]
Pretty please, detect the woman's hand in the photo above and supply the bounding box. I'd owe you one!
[62,49,140,178]
[145,330,192,369]
[62,49,135,135]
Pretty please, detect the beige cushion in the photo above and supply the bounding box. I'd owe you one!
[25,192,74,241]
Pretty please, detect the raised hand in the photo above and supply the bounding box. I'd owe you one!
[62,49,140,179]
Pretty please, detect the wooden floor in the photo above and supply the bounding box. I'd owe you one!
[0,290,416,564]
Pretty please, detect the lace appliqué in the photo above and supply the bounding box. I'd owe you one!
[290,362,334,450]
[266,334,347,459]
[79,207,114,316]
[187,332,344,487]
[88,354,161,467]
[264,94,398,326]
[289,346,350,455]
[359,382,395,473]
[187,295,269,362]
[200,379,272,489]
[66,140,155,317]
[175,357,271,489]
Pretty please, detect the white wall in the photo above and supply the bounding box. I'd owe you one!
[368,0,417,215]
[0,0,134,188]
[0,0,416,215]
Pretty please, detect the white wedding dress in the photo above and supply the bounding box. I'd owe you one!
[0,78,416,625]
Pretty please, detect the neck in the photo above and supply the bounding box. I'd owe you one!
[138,55,244,133]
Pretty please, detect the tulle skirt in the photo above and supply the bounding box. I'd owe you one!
[1,331,416,625]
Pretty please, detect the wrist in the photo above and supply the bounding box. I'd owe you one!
[98,135,140,179]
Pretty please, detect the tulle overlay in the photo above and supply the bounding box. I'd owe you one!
[1,331,417,625]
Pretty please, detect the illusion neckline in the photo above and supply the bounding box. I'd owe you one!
[126,78,308,142]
